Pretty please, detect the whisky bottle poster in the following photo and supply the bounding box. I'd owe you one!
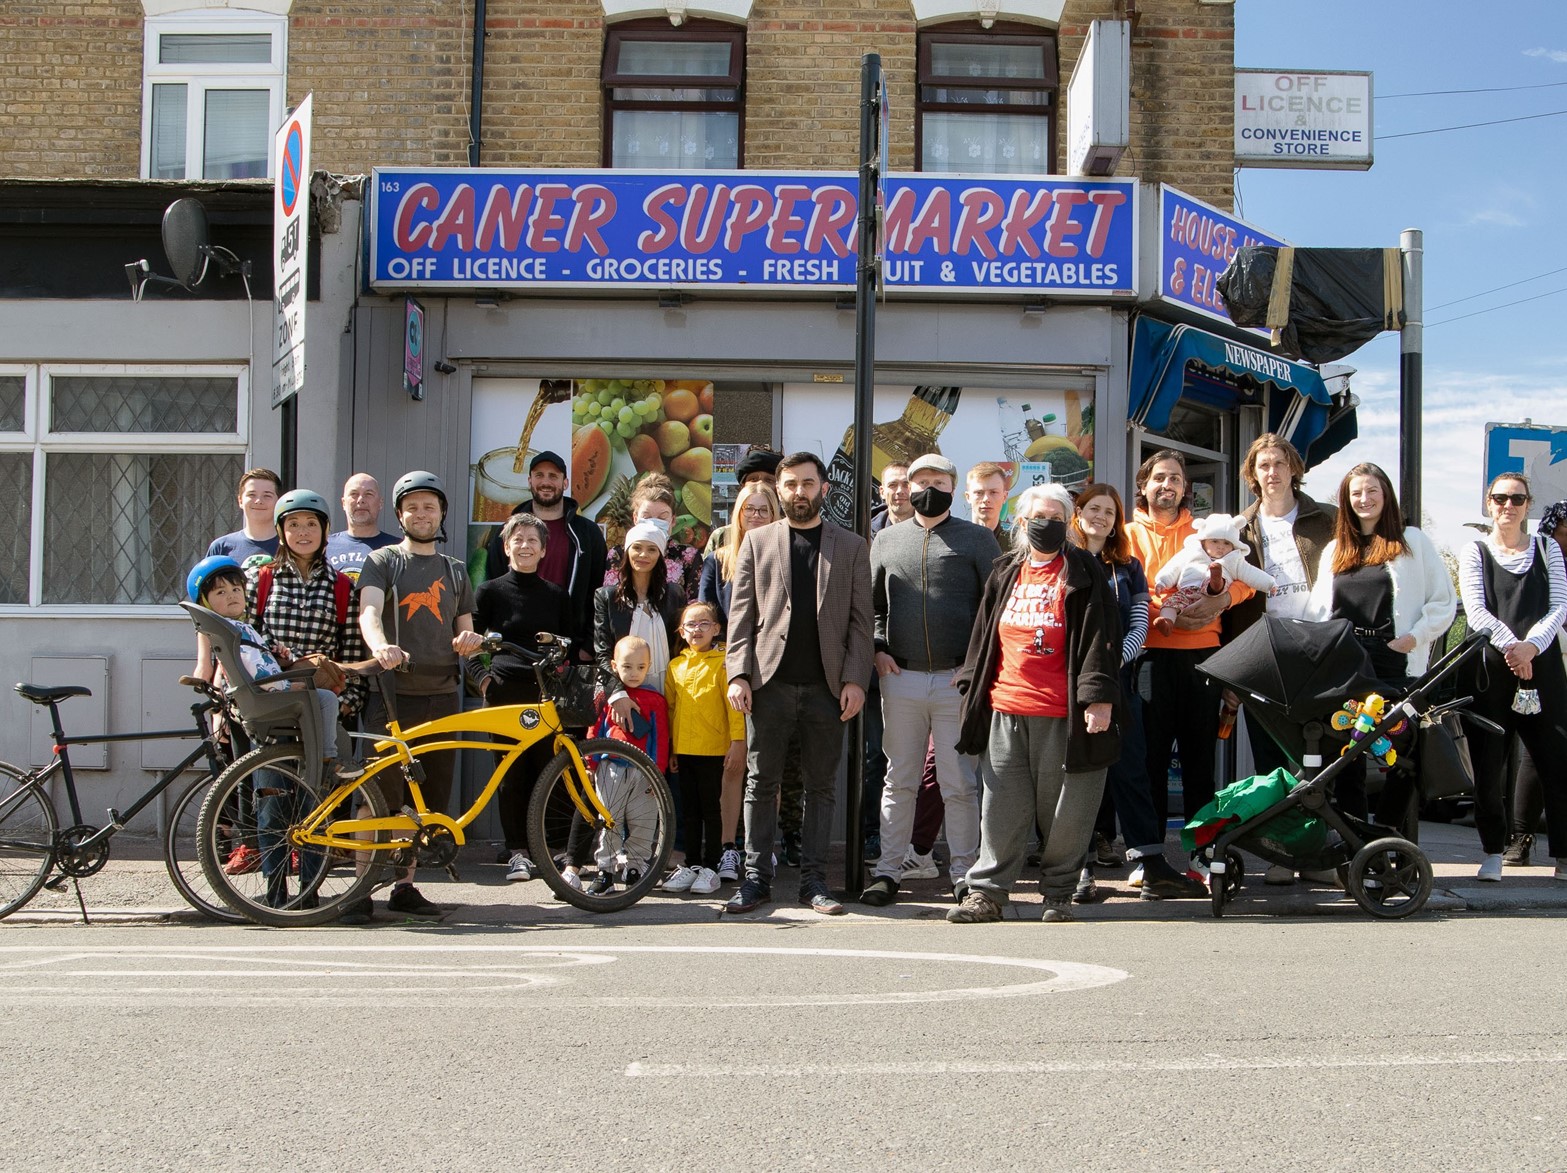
[780,382,1095,527]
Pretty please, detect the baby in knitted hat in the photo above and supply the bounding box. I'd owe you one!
[1151,513,1276,636]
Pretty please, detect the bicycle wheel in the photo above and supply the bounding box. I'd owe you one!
[197,744,392,928]
[0,761,57,920]
[527,738,674,913]
[163,774,245,923]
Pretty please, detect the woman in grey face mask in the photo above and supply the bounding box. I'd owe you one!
[948,483,1124,923]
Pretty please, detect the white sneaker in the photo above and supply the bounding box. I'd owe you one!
[897,847,939,881]
[717,846,742,882]
[660,865,698,892]
[1264,864,1296,886]
[1554,859,1567,882]
[1128,863,1144,888]
[556,869,584,899]
[689,866,722,895]
[1476,854,1503,882]
[505,852,535,882]
[1186,855,1211,883]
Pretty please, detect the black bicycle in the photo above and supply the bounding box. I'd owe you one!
[0,676,245,922]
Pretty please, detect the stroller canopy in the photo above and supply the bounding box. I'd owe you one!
[1201,616,1381,725]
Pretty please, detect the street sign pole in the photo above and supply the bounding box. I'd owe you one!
[273,93,312,487]
[844,52,882,897]
[1400,227,1423,525]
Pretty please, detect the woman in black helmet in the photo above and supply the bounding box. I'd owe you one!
[248,489,370,729]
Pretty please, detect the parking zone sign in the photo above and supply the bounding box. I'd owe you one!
[272,93,312,408]
[1484,421,1567,512]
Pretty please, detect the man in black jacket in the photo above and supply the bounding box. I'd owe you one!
[483,450,607,651]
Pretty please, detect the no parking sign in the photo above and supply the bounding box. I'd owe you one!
[272,93,312,408]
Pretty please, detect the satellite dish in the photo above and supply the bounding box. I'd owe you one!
[162,198,211,289]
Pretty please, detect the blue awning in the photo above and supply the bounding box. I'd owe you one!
[1129,317,1357,467]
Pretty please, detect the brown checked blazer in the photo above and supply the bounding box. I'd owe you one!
[724,518,874,695]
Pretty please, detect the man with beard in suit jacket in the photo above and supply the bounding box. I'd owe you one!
[724,452,874,916]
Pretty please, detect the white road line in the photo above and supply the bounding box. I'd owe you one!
[0,945,1128,1006]
[625,1053,1567,1078]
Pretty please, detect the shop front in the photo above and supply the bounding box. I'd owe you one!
[358,167,1140,558]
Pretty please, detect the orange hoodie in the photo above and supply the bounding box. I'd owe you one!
[1126,507,1251,651]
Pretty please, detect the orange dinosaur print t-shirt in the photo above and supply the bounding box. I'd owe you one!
[358,549,476,694]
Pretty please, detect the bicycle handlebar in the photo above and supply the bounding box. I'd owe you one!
[480,631,573,667]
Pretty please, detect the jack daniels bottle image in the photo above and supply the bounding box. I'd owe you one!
[823,385,963,529]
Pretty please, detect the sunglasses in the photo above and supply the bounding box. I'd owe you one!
[1490,493,1530,507]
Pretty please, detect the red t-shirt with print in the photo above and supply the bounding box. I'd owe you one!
[989,555,1070,718]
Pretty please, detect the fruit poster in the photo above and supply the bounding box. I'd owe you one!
[467,377,717,577]
[569,378,714,549]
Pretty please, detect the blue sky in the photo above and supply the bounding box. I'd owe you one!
[1234,1,1567,554]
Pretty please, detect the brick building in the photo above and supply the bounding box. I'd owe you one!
[2,1,1354,819]
[5,1,1232,198]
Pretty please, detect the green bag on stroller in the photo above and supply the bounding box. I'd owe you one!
[1181,767,1328,859]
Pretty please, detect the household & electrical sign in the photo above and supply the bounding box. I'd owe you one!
[1151,185,1286,331]
[368,168,1137,296]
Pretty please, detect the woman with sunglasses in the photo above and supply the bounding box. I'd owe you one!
[1304,463,1455,825]
[1458,474,1567,883]
[1502,499,1567,867]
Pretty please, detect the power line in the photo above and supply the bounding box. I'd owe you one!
[1381,107,1567,140]
[1379,79,1567,98]
[1427,285,1567,328]
[1428,266,1567,311]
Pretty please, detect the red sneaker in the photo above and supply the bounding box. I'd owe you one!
[224,843,261,875]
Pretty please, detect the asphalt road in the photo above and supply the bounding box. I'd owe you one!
[3,912,1563,1171]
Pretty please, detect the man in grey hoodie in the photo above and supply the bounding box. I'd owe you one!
[861,454,1002,905]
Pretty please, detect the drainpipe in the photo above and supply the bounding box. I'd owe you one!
[468,0,487,167]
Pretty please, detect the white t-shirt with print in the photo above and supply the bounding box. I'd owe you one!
[1258,506,1312,620]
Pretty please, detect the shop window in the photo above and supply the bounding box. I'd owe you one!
[142,10,287,180]
[917,23,1057,175]
[603,20,744,169]
[0,367,248,609]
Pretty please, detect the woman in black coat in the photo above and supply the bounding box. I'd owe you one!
[593,518,685,731]
[950,483,1122,924]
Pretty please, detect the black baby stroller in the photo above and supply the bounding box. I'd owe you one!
[1194,616,1494,920]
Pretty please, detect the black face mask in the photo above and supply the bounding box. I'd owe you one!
[1027,517,1068,555]
[910,486,953,518]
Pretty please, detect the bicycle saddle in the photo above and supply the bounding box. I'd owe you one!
[14,682,92,704]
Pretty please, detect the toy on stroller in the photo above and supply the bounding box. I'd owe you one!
[1191,616,1496,920]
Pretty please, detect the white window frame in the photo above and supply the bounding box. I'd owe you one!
[0,363,251,616]
[140,9,288,181]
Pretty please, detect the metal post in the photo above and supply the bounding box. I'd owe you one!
[1400,227,1423,525]
[468,0,488,167]
[843,52,881,896]
[280,395,297,490]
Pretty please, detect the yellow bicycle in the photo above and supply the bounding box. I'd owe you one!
[192,631,673,927]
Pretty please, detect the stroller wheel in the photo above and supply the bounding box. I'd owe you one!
[1208,850,1243,918]
[1347,837,1433,919]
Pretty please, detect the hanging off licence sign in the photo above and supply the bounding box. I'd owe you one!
[368,168,1137,297]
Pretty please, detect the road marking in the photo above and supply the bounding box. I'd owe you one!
[625,1052,1567,1078]
[0,944,1127,1006]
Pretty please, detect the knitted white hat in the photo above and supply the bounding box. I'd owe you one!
[1189,512,1250,556]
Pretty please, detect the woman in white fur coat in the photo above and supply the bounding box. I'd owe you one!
[1304,461,1456,824]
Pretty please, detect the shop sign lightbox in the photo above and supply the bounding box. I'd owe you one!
[369,169,1138,296]
[1235,69,1373,170]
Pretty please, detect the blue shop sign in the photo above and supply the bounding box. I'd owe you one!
[368,168,1137,296]
[1156,185,1286,326]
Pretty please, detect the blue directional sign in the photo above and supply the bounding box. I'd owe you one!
[1483,421,1567,513]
